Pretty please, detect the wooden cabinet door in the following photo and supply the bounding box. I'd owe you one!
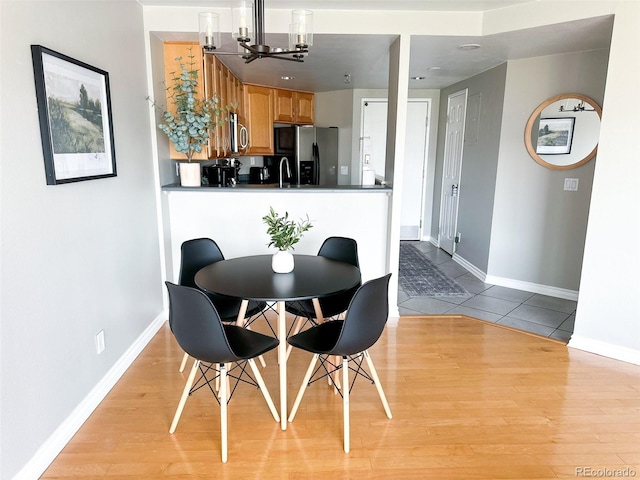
[217,63,230,156]
[163,42,209,160]
[274,89,295,123]
[273,88,314,124]
[295,91,314,124]
[244,85,274,155]
[236,81,245,123]
[203,53,221,158]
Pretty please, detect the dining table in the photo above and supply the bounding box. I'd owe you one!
[195,253,362,430]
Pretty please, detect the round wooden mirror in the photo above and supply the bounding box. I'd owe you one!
[524,93,602,170]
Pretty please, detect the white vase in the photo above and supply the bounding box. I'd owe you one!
[272,250,294,273]
[179,162,201,187]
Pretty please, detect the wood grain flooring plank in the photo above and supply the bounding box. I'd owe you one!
[40,315,640,479]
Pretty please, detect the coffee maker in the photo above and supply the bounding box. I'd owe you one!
[203,159,240,186]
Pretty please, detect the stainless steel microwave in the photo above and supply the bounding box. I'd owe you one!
[274,125,296,155]
[229,112,248,154]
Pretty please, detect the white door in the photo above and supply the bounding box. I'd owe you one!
[438,89,467,255]
[400,100,430,240]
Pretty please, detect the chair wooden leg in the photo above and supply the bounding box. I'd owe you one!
[288,353,319,422]
[240,299,268,368]
[258,354,267,368]
[170,359,199,434]
[364,350,392,419]
[247,358,280,423]
[220,363,228,463]
[285,316,306,361]
[343,356,350,453]
[179,352,189,373]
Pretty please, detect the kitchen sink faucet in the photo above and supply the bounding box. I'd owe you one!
[279,157,291,188]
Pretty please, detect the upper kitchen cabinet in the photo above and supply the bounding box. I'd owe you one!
[163,42,209,160]
[273,88,314,124]
[204,54,245,158]
[244,84,274,155]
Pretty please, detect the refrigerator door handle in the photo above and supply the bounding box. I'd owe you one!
[313,142,320,185]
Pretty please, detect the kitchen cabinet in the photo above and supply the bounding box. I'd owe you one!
[244,84,274,155]
[163,44,312,159]
[204,54,244,158]
[273,88,314,124]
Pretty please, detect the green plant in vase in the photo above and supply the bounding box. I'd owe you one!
[263,206,313,273]
[149,48,231,186]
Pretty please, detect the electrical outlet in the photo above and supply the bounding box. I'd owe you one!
[340,166,349,175]
[95,330,105,355]
[250,157,256,165]
[564,178,579,191]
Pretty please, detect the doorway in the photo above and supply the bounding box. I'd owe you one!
[360,98,432,240]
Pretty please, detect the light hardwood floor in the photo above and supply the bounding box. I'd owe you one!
[42,315,640,479]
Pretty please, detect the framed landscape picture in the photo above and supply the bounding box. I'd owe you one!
[31,45,117,185]
[536,117,575,155]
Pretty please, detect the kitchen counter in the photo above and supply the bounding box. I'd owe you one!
[162,183,391,192]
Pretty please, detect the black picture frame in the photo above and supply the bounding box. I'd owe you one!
[31,45,117,185]
[536,117,576,155]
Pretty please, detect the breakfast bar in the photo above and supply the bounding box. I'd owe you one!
[161,183,392,287]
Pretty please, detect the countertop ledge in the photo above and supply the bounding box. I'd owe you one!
[162,183,392,192]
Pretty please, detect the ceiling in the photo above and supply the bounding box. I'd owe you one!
[140,1,534,11]
[144,2,614,92]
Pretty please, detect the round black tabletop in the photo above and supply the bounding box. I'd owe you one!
[195,254,361,302]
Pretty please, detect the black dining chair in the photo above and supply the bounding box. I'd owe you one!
[178,238,270,372]
[165,282,280,463]
[285,236,361,358]
[286,273,393,453]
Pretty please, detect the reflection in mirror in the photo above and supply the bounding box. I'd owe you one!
[525,93,602,170]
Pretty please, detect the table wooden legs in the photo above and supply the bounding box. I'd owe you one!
[277,300,287,430]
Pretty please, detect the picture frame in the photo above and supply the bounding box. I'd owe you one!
[31,45,117,185]
[536,117,575,155]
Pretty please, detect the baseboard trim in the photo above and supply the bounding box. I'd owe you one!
[452,254,579,301]
[452,254,487,282]
[485,274,578,301]
[569,335,640,366]
[13,312,167,480]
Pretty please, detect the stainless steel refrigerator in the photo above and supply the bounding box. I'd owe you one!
[295,126,339,186]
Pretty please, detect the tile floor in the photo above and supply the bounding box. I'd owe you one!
[397,241,576,343]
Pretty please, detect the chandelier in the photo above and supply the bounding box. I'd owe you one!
[199,0,313,63]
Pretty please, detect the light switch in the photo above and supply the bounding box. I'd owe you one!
[340,166,349,175]
[564,178,579,191]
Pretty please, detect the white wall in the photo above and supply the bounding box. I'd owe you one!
[165,189,391,286]
[0,2,164,478]
[569,1,640,363]
[488,49,607,295]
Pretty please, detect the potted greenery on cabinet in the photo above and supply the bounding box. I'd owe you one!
[152,48,228,187]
